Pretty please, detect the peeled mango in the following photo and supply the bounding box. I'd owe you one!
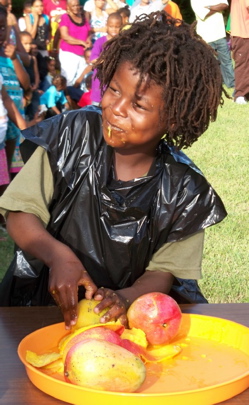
[64,339,146,392]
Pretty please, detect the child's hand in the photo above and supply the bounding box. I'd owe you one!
[48,247,97,329]
[4,43,17,60]
[93,288,129,327]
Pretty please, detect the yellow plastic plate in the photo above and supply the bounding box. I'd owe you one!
[18,314,249,405]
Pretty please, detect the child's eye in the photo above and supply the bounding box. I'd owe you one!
[133,102,146,110]
[109,85,119,94]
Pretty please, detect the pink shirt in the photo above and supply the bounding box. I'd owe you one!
[59,14,90,56]
[231,0,249,38]
[43,0,67,20]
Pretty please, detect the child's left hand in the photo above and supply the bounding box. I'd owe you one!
[4,43,17,60]
[93,288,129,327]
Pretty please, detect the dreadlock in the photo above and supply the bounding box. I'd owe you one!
[95,11,225,150]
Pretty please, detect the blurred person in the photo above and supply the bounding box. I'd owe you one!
[191,0,234,90]
[77,71,92,107]
[39,55,57,92]
[90,12,122,105]
[129,0,164,22]
[18,1,32,32]
[59,0,91,86]
[230,0,249,104]
[117,5,130,26]
[163,0,182,19]
[39,74,69,118]
[25,0,51,57]
[43,0,67,53]
[89,0,109,42]
[66,47,92,108]
[0,5,30,174]
[20,31,40,120]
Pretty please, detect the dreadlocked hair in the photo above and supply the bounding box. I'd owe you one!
[95,11,225,150]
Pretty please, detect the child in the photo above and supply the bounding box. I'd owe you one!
[90,0,108,43]
[78,72,93,107]
[39,55,57,92]
[118,6,131,27]
[39,74,69,118]
[0,5,30,173]
[0,12,227,330]
[90,12,122,105]
[20,31,40,120]
[18,1,32,32]
[25,0,50,57]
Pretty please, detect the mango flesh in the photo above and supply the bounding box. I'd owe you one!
[64,339,146,392]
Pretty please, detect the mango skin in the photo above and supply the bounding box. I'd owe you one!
[64,339,146,392]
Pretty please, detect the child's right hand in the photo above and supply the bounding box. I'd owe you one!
[48,245,98,329]
[4,43,17,60]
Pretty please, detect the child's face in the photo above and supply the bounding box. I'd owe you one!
[48,59,56,74]
[95,0,106,10]
[21,34,32,53]
[84,50,91,65]
[120,12,128,25]
[32,0,43,15]
[101,61,166,152]
[106,17,122,38]
[0,14,7,46]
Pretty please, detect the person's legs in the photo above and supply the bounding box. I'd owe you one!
[209,38,235,88]
[59,50,86,86]
[231,36,249,101]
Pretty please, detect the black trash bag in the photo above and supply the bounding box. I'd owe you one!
[0,107,226,306]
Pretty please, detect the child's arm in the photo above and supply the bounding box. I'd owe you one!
[6,211,97,329]
[50,105,61,115]
[24,13,39,39]
[93,271,174,326]
[4,44,30,91]
[74,64,93,88]
[1,85,27,130]
[32,55,40,90]
[2,85,45,128]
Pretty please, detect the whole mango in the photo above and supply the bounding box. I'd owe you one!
[64,339,146,392]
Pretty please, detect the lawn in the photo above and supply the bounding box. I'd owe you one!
[0,94,249,303]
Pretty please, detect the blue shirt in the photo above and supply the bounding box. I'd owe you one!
[40,85,67,108]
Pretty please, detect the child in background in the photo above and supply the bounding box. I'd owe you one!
[118,6,130,27]
[66,47,93,109]
[90,12,122,105]
[20,31,40,120]
[90,0,108,43]
[0,12,227,328]
[25,0,51,57]
[0,72,41,226]
[39,56,57,92]
[18,1,32,32]
[39,74,69,118]
[78,72,93,107]
[0,5,30,174]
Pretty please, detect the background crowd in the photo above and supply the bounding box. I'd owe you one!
[0,0,248,231]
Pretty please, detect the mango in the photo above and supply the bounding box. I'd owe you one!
[64,339,146,392]
[72,299,110,330]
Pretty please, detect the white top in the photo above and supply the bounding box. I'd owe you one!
[129,0,164,22]
[190,0,228,43]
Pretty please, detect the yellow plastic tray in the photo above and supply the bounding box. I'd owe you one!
[18,314,249,405]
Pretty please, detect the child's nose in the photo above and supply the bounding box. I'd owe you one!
[111,97,128,118]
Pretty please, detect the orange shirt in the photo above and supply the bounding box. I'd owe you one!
[231,0,249,38]
[164,1,182,19]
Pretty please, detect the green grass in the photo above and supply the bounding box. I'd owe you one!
[186,95,249,303]
[0,95,249,303]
